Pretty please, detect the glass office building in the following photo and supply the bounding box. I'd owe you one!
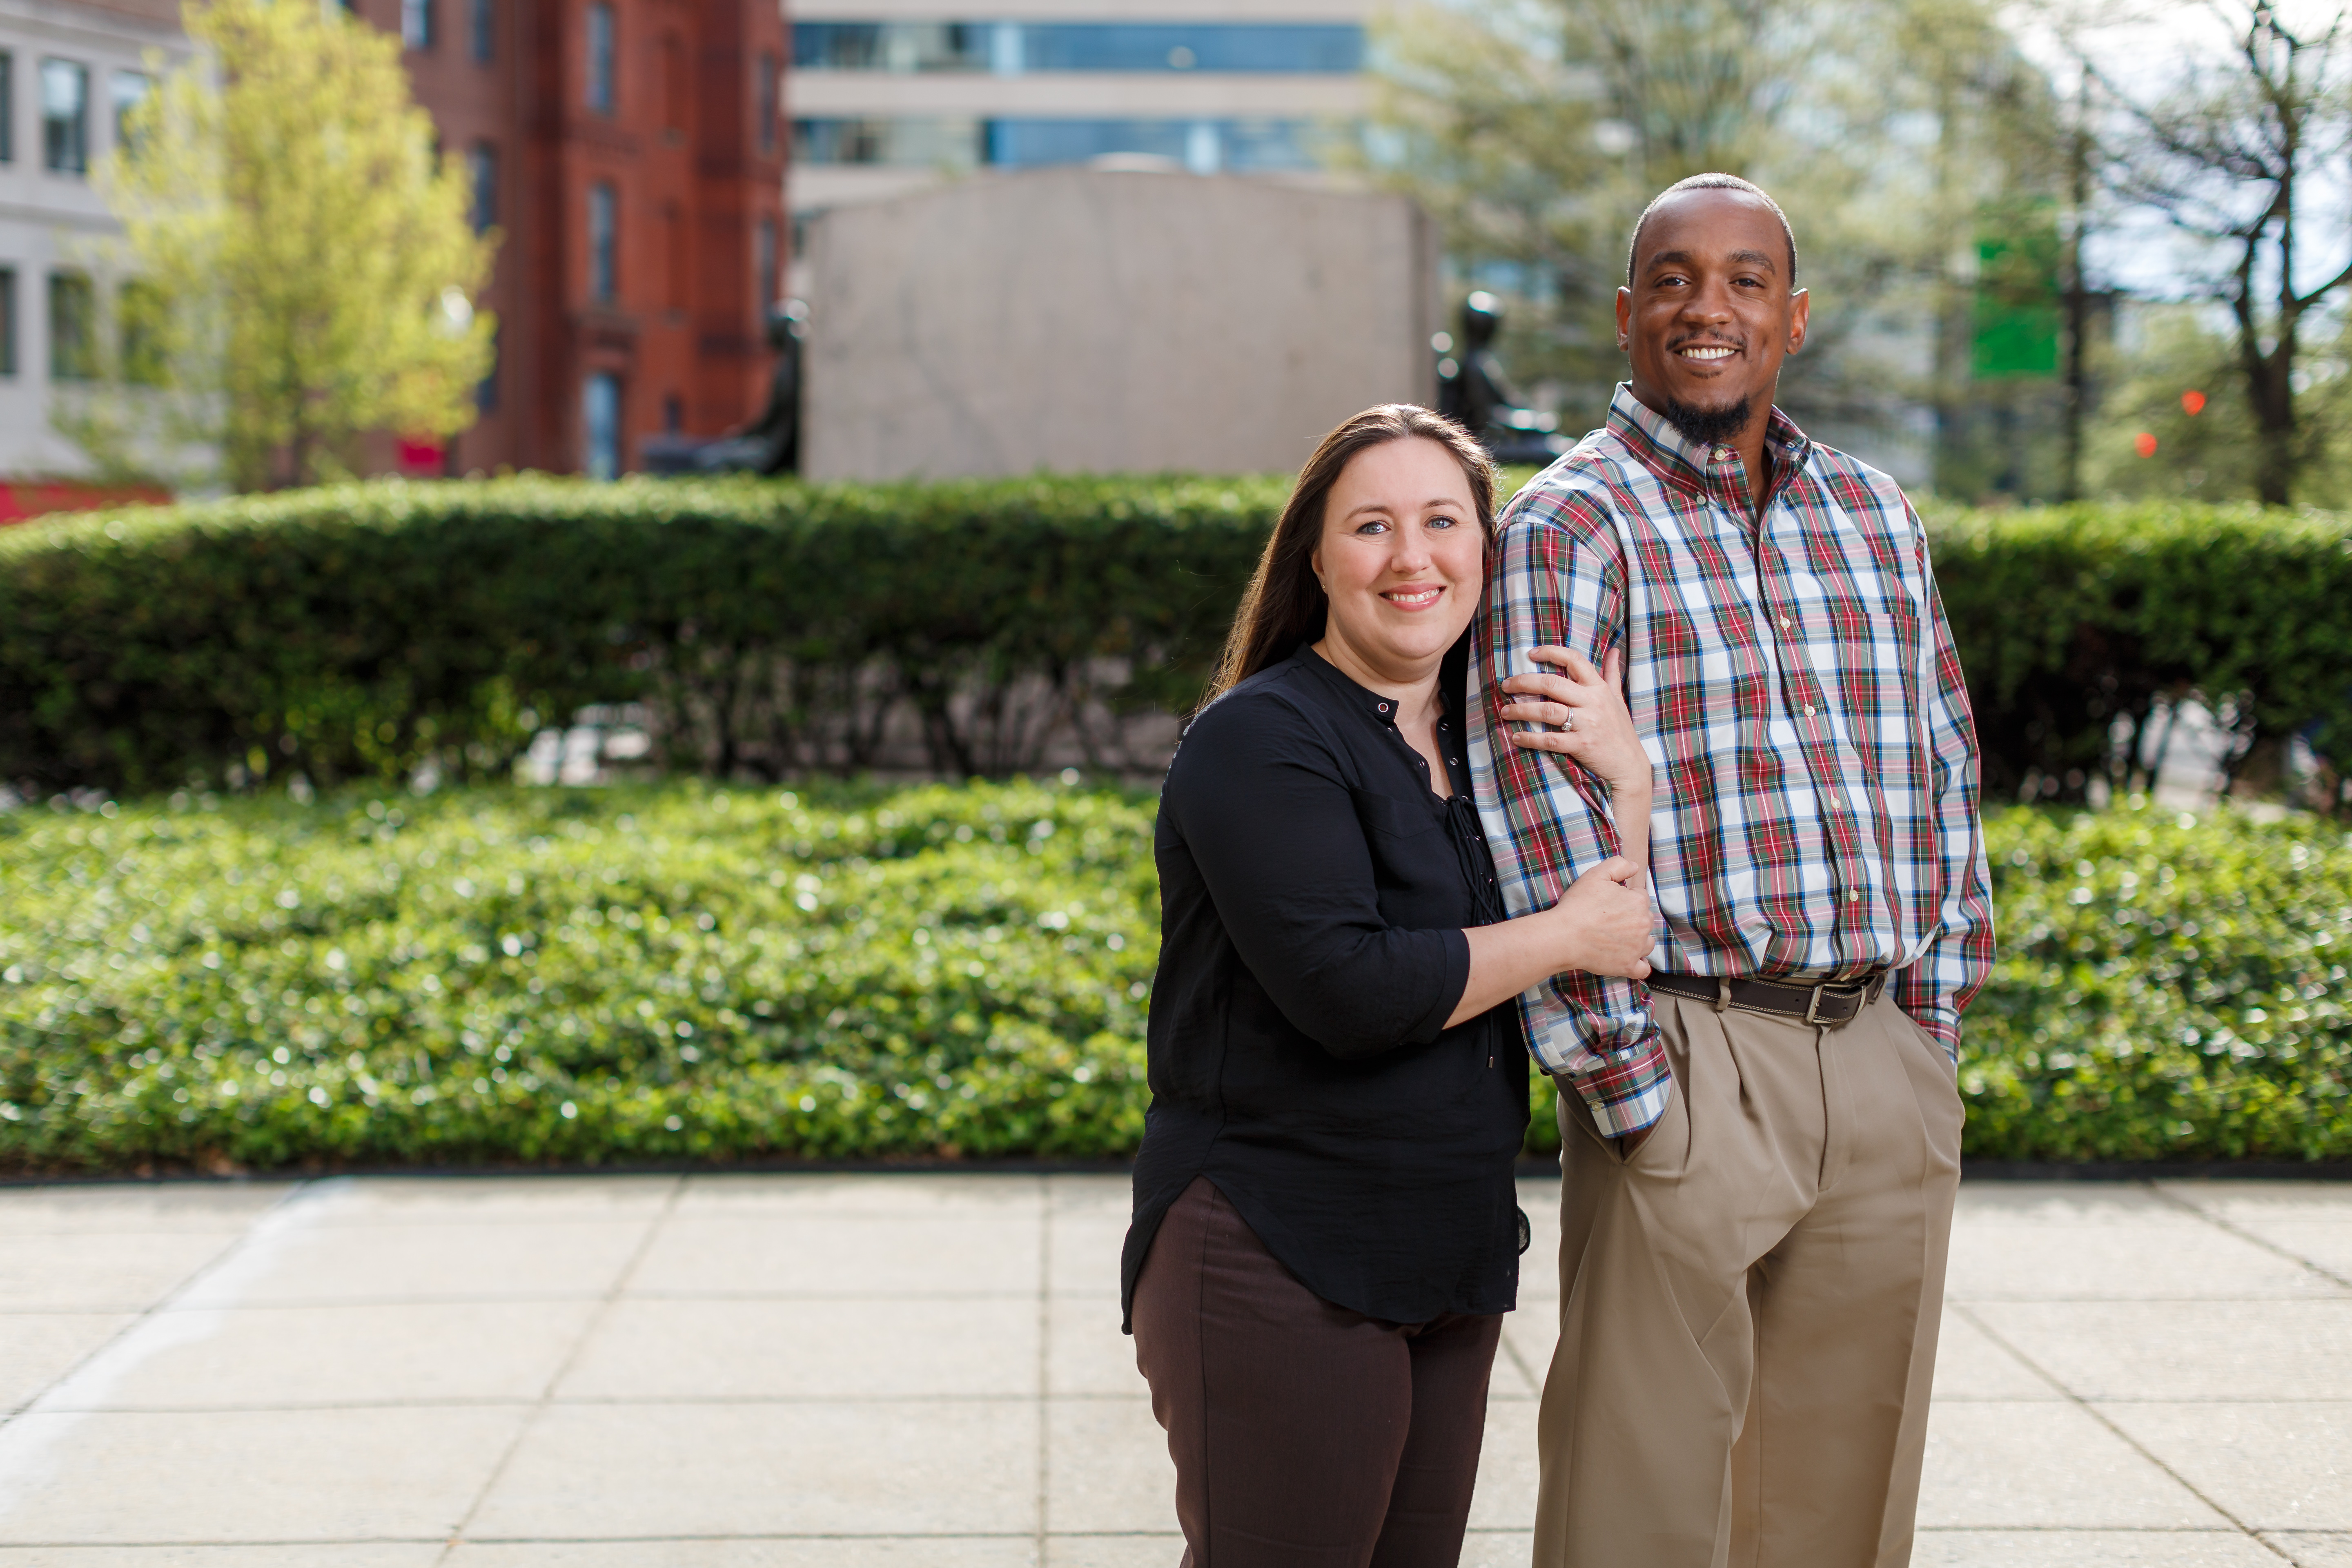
[786,4,1376,289]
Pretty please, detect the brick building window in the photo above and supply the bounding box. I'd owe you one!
[403,0,435,51]
[664,202,687,310]
[469,143,497,233]
[470,0,494,62]
[588,182,617,301]
[1,52,14,164]
[584,372,621,478]
[0,268,16,376]
[48,270,94,380]
[586,2,616,114]
[42,59,88,174]
[755,217,776,314]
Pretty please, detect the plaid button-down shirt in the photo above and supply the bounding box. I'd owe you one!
[1466,385,1994,1138]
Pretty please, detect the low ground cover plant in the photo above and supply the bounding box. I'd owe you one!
[2,783,2345,1173]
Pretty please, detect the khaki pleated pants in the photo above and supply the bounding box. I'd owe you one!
[1532,989,1964,1568]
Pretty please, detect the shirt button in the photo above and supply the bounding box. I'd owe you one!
[1780,615,1792,630]
[1802,704,1815,717]
[1847,890,1860,902]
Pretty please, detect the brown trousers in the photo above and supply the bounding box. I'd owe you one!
[1131,1177,1505,1568]
[1534,990,1964,1568]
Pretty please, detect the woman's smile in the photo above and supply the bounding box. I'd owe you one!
[1381,583,1446,610]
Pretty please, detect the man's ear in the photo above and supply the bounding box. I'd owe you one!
[1615,287,1634,353]
[1786,288,1810,355]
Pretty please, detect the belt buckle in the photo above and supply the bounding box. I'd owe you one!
[1803,983,1832,1026]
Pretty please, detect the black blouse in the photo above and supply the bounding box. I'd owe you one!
[1121,641,1529,1330]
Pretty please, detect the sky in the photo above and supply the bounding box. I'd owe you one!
[2002,0,2352,304]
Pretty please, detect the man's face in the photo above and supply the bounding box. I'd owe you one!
[1615,190,1809,439]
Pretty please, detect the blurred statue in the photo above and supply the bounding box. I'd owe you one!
[1434,290,1566,466]
[644,299,807,476]
[737,299,807,475]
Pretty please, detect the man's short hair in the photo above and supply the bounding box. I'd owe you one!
[1625,174,1800,289]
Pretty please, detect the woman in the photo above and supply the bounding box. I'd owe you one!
[1123,404,1657,1567]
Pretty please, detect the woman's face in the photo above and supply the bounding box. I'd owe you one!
[1312,437,1483,684]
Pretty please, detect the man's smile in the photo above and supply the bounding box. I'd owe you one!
[1675,343,1741,362]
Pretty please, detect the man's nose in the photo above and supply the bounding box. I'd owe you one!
[1680,280,1736,321]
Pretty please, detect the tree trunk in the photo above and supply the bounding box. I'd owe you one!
[2248,340,2296,506]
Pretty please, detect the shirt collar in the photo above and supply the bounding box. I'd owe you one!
[1603,382,1813,510]
[1294,641,1466,732]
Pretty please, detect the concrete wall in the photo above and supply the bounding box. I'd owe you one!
[803,167,1437,480]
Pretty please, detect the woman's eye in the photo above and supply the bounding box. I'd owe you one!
[1428,514,1458,529]
[1356,519,1389,535]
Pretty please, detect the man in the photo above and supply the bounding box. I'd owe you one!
[1466,173,1993,1568]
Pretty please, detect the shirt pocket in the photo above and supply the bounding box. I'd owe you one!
[1349,786,1455,920]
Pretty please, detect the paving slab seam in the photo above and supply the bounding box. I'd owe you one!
[430,1174,686,1566]
[1950,1302,2296,1561]
[0,1180,312,1441]
[1036,1173,1054,1562]
[2143,1182,2352,1292]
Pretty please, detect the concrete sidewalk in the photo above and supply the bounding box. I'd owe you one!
[0,1172,2345,1566]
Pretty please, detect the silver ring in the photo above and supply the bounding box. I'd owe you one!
[1563,711,1575,732]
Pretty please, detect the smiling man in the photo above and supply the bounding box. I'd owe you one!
[1466,174,1994,1566]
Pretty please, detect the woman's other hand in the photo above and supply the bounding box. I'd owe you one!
[1499,646,1650,798]
[1547,855,1654,980]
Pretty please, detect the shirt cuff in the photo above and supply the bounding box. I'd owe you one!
[1908,1004,1962,1063]
[1568,1029,1673,1138]
[1411,926,1474,1045]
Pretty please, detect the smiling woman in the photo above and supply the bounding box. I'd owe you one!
[1123,403,1657,1566]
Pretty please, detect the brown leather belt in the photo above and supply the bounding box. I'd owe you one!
[1648,970,1887,1028]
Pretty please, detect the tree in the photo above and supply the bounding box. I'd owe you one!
[1367,0,2068,489]
[79,0,494,492]
[2089,0,2352,506]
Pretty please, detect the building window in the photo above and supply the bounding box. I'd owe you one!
[119,278,165,385]
[758,52,778,153]
[112,71,149,152]
[42,60,88,174]
[48,270,94,380]
[755,217,777,314]
[470,0,494,62]
[469,142,498,233]
[0,268,16,377]
[588,181,617,301]
[583,372,621,479]
[477,324,499,412]
[403,0,434,51]
[791,21,1363,75]
[792,116,982,169]
[1,52,15,164]
[586,2,615,114]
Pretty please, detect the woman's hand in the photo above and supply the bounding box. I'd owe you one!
[1544,855,1654,979]
[1446,856,1656,1027]
[1498,646,1650,798]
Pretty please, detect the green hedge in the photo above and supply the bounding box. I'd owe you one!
[3,480,2348,806]
[1924,500,2352,804]
[0,475,1283,793]
[2,782,2345,1173]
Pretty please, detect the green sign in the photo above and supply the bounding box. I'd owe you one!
[1971,204,2062,381]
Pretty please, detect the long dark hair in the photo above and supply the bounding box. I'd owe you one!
[1202,404,1497,710]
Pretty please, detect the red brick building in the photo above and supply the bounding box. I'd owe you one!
[350,0,786,475]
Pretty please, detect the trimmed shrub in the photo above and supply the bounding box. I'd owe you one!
[1924,500,2352,804]
[3,783,2346,1174]
[0,475,1283,794]
[2,480,2348,806]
